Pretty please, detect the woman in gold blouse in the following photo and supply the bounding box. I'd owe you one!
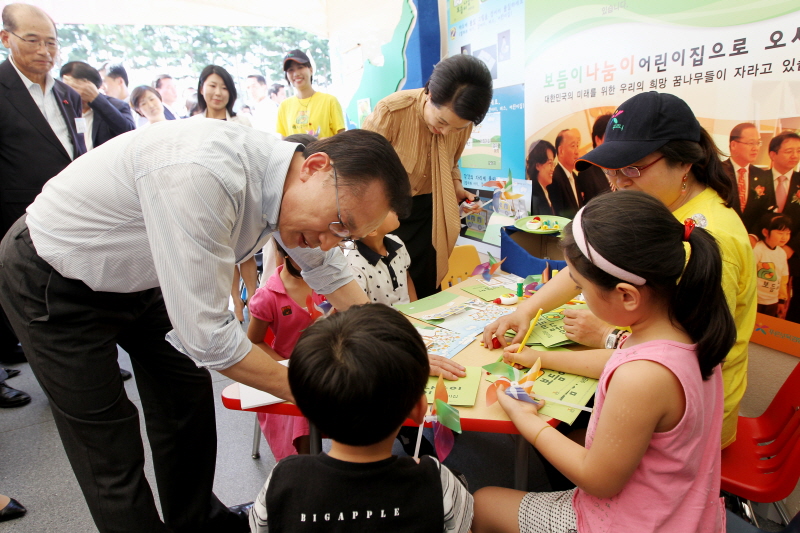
[362,55,493,297]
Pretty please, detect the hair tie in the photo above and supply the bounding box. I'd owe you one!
[572,207,646,285]
[683,218,696,241]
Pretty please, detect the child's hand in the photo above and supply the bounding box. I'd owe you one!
[502,346,537,369]
[495,383,544,418]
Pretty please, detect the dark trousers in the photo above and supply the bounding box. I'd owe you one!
[0,218,245,533]
[394,193,439,299]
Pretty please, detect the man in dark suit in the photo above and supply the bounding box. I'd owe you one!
[722,122,775,233]
[548,128,582,218]
[770,133,800,322]
[0,3,85,397]
[576,114,613,205]
[60,61,135,149]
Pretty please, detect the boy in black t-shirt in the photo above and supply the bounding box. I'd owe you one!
[249,304,473,532]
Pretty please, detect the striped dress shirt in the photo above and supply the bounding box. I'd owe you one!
[26,119,352,370]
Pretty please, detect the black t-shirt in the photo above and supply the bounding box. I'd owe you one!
[254,454,470,532]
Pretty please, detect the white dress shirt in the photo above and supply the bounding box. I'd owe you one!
[10,55,74,158]
[558,162,579,203]
[26,119,352,370]
[83,107,94,151]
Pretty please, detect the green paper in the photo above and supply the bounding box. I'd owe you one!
[394,291,459,315]
[485,370,597,425]
[482,361,522,382]
[434,399,462,433]
[460,284,514,302]
[424,367,481,406]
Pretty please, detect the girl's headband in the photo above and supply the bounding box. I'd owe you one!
[572,207,647,286]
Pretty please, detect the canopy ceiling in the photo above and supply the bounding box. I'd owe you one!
[19,0,330,36]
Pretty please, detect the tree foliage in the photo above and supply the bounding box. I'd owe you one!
[56,24,331,84]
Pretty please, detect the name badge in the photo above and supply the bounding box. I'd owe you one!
[74,117,87,134]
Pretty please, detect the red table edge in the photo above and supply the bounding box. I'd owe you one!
[222,383,558,436]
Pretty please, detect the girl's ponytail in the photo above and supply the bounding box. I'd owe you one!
[672,225,736,378]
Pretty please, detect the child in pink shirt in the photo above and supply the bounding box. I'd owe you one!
[247,246,328,460]
[473,192,734,533]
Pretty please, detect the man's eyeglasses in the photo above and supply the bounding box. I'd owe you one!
[733,139,762,147]
[602,155,664,178]
[327,165,356,250]
[6,30,58,50]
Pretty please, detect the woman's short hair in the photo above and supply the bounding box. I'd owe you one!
[425,55,493,125]
[526,139,556,181]
[197,65,239,117]
[129,85,162,117]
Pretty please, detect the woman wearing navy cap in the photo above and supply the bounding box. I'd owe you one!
[484,91,756,451]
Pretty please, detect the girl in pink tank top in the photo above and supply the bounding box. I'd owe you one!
[473,191,735,533]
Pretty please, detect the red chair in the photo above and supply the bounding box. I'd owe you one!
[721,362,800,526]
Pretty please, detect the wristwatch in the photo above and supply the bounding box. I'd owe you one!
[604,328,630,349]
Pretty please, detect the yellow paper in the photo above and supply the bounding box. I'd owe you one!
[424,367,482,407]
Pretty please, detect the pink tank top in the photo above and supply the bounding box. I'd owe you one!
[573,340,726,533]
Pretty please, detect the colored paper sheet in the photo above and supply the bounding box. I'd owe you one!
[534,370,597,425]
[460,284,515,301]
[239,360,289,409]
[482,212,516,246]
[393,291,459,316]
[485,369,597,425]
[415,326,475,360]
[424,367,482,407]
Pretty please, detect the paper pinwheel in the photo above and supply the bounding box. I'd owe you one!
[471,251,507,282]
[483,359,544,407]
[414,375,462,461]
[306,295,334,321]
[483,177,524,213]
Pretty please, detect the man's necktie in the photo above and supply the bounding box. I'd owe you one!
[777,175,789,213]
[737,167,747,208]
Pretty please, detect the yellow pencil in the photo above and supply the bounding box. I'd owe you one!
[517,308,544,353]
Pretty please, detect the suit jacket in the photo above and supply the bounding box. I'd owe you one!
[547,164,580,219]
[0,59,86,236]
[722,158,775,233]
[89,94,135,148]
[530,181,555,216]
[576,164,612,206]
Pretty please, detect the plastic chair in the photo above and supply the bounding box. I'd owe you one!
[727,508,800,532]
[721,362,800,526]
[441,245,481,288]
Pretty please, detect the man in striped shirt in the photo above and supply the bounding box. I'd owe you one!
[0,121,409,533]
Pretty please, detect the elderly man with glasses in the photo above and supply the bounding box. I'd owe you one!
[722,122,774,233]
[0,4,86,395]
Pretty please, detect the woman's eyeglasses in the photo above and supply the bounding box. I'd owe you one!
[602,155,664,178]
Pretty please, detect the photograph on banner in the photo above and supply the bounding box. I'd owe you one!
[448,0,525,89]
[523,0,800,350]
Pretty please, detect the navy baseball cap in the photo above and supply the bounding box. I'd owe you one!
[283,49,311,70]
[575,92,702,171]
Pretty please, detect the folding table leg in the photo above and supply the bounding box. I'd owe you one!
[514,434,529,490]
[251,415,261,459]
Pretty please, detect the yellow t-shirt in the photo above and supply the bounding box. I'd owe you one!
[672,187,757,449]
[275,92,345,139]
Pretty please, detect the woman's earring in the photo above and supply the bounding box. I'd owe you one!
[680,173,688,194]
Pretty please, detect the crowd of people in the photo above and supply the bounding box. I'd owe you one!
[0,2,792,532]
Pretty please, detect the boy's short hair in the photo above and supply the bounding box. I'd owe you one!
[289,304,429,446]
